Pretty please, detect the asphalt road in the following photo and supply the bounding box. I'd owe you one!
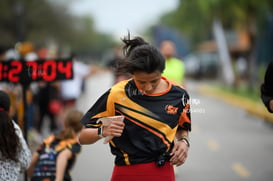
[72,71,273,181]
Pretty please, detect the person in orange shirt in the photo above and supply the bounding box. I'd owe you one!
[78,34,191,181]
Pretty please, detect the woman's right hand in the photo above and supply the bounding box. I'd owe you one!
[102,120,125,138]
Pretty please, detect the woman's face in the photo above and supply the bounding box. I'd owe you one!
[133,71,162,95]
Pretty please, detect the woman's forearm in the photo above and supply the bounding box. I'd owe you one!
[78,127,101,145]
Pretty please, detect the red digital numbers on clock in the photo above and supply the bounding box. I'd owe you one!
[8,61,23,82]
[0,63,2,80]
[42,60,57,81]
[58,60,72,79]
[0,59,73,84]
[0,61,22,82]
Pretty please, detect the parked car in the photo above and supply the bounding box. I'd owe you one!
[184,51,220,79]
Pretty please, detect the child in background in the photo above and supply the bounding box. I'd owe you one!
[27,109,83,181]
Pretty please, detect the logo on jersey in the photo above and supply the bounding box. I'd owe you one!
[165,105,178,114]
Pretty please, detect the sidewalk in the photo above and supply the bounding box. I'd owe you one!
[197,83,273,124]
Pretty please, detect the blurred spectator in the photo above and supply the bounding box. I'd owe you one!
[261,60,273,113]
[0,90,31,181]
[106,44,123,69]
[160,40,185,85]
[37,48,48,59]
[59,53,98,122]
[106,45,131,84]
[4,48,20,60]
[27,109,83,181]
[60,53,90,107]
[0,46,7,60]
[35,82,60,133]
[16,42,35,58]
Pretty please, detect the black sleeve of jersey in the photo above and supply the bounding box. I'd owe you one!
[261,61,273,113]
[80,89,111,127]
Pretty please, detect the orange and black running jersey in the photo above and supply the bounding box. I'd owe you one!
[31,135,81,181]
[81,77,191,166]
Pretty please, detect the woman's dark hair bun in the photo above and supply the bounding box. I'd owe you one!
[122,33,148,57]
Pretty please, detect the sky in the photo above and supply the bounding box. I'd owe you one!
[69,0,178,37]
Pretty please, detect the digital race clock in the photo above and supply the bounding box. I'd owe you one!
[0,59,73,84]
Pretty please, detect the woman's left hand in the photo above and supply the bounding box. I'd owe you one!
[169,141,189,166]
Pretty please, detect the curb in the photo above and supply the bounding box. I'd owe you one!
[197,85,273,124]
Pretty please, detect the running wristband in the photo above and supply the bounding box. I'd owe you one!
[98,126,104,138]
[177,137,190,148]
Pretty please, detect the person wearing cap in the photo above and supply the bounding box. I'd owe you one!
[0,90,31,181]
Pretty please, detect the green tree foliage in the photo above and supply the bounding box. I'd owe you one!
[0,0,114,59]
[160,0,273,48]
[158,0,273,90]
[68,16,115,58]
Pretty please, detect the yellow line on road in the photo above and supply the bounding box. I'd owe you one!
[232,162,251,178]
[198,85,273,124]
[207,139,219,151]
